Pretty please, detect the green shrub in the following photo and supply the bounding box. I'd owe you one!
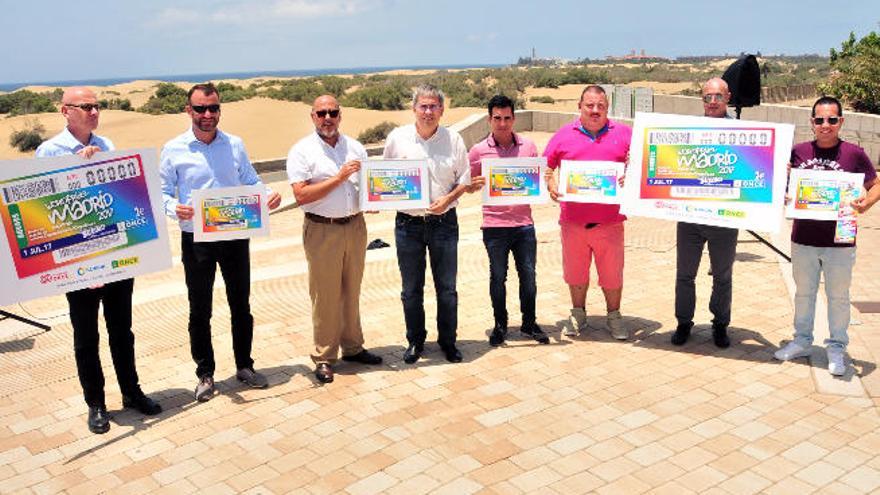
[0,90,57,115]
[138,83,188,114]
[820,31,880,114]
[99,98,133,111]
[529,95,555,104]
[215,82,257,103]
[9,119,46,152]
[342,82,409,110]
[264,79,324,103]
[357,121,397,144]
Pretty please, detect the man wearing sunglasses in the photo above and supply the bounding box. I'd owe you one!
[286,95,383,384]
[36,87,162,434]
[383,84,471,364]
[775,96,880,375]
[160,83,282,401]
[670,77,739,349]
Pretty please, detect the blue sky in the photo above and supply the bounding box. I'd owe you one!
[1,0,877,84]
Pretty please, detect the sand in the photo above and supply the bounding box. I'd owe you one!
[0,91,484,162]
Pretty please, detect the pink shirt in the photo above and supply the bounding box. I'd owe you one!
[543,118,632,224]
[469,133,538,228]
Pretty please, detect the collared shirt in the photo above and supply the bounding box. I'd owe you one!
[383,124,470,216]
[35,127,114,157]
[468,132,537,228]
[286,131,367,218]
[159,128,265,232]
[544,118,632,224]
[577,123,609,142]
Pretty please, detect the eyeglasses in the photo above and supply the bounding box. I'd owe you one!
[812,116,840,125]
[702,94,726,103]
[416,104,441,113]
[65,103,101,112]
[191,104,221,114]
[314,109,340,118]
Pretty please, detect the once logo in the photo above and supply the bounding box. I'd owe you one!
[111,256,139,269]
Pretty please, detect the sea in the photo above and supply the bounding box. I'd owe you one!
[0,63,507,93]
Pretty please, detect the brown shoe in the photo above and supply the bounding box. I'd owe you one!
[315,363,333,383]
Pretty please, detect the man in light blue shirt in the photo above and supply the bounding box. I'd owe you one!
[37,87,161,434]
[160,82,281,402]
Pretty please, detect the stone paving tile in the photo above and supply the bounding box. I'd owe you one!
[2,170,880,495]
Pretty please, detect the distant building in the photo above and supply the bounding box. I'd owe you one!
[605,49,670,62]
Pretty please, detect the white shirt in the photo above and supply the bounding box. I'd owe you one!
[382,124,470,216]
[286,132,367,218]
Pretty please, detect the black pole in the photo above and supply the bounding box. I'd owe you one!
[0,309,51,332]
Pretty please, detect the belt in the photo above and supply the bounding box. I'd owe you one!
[305,212,361,224]
[397,208,456,223]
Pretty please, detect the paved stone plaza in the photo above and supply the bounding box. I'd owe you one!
[2,161,880,493]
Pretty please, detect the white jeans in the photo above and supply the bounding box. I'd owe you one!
[791,242,856,350]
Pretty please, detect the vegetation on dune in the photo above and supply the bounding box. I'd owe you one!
[0,90,56,116]
[9,118,46,152]
[137,83,188,114]
[357,121,398,144]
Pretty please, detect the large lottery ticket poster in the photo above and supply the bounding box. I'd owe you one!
[360,160,429,211]
[0,149,172,305]
[621,113,794,231]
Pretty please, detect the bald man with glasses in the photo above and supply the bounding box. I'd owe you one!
[670,77,739,349]
[37,87,162,434]
[286,95,383,384]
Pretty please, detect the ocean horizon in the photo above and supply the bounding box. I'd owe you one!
[0,63,507,93]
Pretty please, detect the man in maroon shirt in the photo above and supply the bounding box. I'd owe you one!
[774,96,880,375]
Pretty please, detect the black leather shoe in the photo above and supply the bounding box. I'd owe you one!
[87,406,110,434]
[342,349,383,365]
[489,324,507,347]
[403,343,423,364]
[315,363,334,383]
[671,322,692,346]
[122,394,162,415]
[713,325,730,349]
[521,322,550,344]
[442,346,463,363]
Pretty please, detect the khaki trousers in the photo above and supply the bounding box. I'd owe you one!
[303,214,367,364]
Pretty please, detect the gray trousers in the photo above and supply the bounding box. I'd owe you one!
[675,222,738,327]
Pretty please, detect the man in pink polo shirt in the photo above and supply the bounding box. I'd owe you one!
[468,95,550,347]
[545,85,632,340]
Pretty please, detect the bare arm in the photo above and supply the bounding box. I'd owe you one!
[853,177,880,214]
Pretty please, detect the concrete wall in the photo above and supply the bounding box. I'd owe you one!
[253,99,880,173]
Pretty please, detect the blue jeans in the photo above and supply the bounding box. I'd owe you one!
[395,210,459,348]
[791,242,855,350]
[483,225,537,327]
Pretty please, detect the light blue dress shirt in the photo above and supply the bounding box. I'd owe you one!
[159,128,265,232]
[35,127,114,157]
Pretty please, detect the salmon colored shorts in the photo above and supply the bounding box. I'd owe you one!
[560,221,624,288]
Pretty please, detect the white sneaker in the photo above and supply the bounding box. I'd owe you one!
[774,341,812,361]
[827,347,846,376]
[564,307,586,337]
[607,310,627,340]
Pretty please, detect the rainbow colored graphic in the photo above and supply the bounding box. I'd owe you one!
[565,171,617,198]
[368,169,422,202]
[794,180,840,211]
[641,127,776,203]
[488,167,540,197]
[1,155,158,279]
[201,195,262,232]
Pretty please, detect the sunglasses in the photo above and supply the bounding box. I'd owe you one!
[191,104,221,114]
[812,117,840,125]
[702,94,725,103]
[315,109,340,118]
[65,103,101,112]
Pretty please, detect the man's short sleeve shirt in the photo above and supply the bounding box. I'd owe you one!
[790,140,877,247]
[383,124,470,216]
[543,119,631,224]
[286,132,367,217]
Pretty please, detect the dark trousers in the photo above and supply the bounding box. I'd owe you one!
[181,232,254,378]
[395,209,459,349]
[482,225,538,327]
[675,222,738,327]
[66,278,140,407]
